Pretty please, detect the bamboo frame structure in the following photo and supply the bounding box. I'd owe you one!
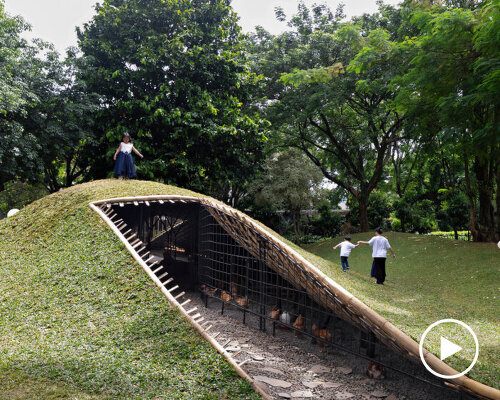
[89,195,500,400]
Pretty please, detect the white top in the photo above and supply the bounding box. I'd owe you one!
[120,142,133,153]
[368,236,391,258]
[340,241,356,257]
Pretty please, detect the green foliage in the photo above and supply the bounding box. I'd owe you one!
[0,180,49,214]
[349,191,393,230]
[249,148,323,242]
[77,0,267,200]
[309,203,345,237]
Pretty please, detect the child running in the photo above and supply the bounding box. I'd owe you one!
[333,236,359,272]
[113,132,143,179]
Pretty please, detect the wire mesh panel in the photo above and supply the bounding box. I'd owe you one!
[198,206,467,399]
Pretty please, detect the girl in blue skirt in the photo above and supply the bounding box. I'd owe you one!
[113,132,143,179]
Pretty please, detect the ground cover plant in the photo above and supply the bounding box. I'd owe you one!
[0,179,260,400]
[303,234,500,389]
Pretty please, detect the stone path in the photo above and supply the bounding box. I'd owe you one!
[188,294,443,400]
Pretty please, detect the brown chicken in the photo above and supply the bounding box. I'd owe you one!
[366,362,386,380]
[269,305,280,320]
[319,328,332,347]
[235,296,249,308]
[293,314,305,337]
[201,285,217,296]
[221,290,232,302]
[312,323,331,347]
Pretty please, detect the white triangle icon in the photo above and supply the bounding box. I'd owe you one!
[440,337,462,361]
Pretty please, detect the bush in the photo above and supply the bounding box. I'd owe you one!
[0,181,49,214]
[309,203,344,238]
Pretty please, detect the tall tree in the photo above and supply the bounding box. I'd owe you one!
[77,0,267,200]
[395,1,500,241]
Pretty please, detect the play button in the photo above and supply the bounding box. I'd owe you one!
[440,337,462,361]
[419,319,479,379]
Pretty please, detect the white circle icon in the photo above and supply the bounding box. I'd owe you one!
[419,319,479,379]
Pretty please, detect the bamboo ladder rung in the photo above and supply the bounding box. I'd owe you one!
[126,233,137,241]
[153,266,164,274]
[180,299,191,307]
[186,307,197,314]
[132,241,143,249]
[192,313,201,320]
[123,229,132,237]
[167,285,179,293]
[148,261,159,270]
[158,272,169,280]
[174,291,185,299]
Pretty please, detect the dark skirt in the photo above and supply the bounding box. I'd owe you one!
[114,152,136,178]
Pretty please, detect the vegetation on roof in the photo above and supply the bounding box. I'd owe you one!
[0,179,259,399]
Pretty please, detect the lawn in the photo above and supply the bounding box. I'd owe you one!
[303,233,500,389]
[0,180,260,400]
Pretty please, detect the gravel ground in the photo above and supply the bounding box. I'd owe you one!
[185,293,461,400]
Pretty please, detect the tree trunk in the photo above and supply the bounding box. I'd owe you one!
[474,156,496,242]
[454,228,458,240]
[464,153,479,241]
[401,219,406,233]
[358,197,369,232]
[292,210,301,244]
[496,161,500,241]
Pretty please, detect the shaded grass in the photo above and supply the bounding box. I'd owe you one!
[0,180,259,399]
[303,233,500,389]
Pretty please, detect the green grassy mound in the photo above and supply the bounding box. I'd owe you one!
[0,180,260,400]
[303,233,500,389]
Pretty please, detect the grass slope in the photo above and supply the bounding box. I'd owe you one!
[303,233,500,389]
[0,180,260,400]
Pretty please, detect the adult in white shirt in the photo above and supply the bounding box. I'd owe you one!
[357,227,396,285]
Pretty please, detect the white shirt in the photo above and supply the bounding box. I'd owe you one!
[368,236,391,258]
[340,241,356,257]
[120,142,133,153]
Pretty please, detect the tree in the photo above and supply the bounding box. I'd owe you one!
[77,0,267,200]
[394,2,500,241]
[0,2,40,189]
[249,148,323,243]
[19,49,99,191]
[269,22,406,232]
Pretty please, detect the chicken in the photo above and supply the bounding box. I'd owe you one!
[235,296,249,308]
[269,305,280,320]
[366,362,386,380]
[319,329,332,347]
[312,323,331,347]
[200,284,217,296]
[293,314,305,337]
[221,290,232,302]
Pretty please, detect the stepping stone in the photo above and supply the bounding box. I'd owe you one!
[226,346,241,352]
[335,392,355,399]
[269,345,281,350]
[278,394,291,399]
[308,364,331,374]
[251,354,265,361]
[302,381,321,389]
[253,376,292,388]
[370,390,389,398]
[322,382,343,388]
[254,380,268,392]
[228,341,239,346]
[262,367,285,375]
[291,390,313,398]
[336,367,353,375]
[386,395,399,400]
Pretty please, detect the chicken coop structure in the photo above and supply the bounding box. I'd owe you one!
[90,195,498,400]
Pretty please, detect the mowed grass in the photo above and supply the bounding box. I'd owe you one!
[0,180,260,400]
[303,233,500,389]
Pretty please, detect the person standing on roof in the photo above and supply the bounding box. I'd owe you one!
[357,227,396,285]
[113,132,143,179]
